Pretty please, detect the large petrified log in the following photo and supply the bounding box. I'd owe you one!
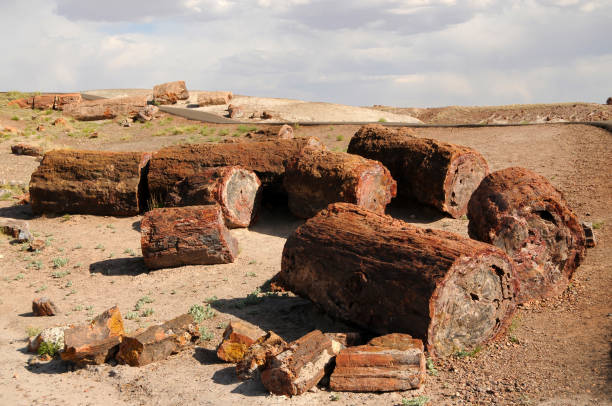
[283,148,397,218]
[116,313,200,367]
[197,91,232,106]
[8,93,82,110]
[277,203,519,357]
[63,96,148,120]
[153,81,189,105]
[147,137,323,201]
[330,333,426,392]
[61,306,125,365]
[236,331,287,380]
[141,205,239,270]
[347,124,490,218]
[467,167,586,303]
[29,150,151,216]
[162,166,262,228]
[260,330,337,396]
[216,320,264,363]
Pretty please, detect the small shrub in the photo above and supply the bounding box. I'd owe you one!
[37,341,61,357]
[26,326,42,337]
[336,135,344,141]
[141,308,154,317]
[199,326,214,342]
[73,305,83,311]
[52,257,69,268]
[134,295,154,311]
[52,270,70,278]
[123,248,136,256]
[426,357,438,376]
[330,394,341,401]
[11,116,19,121]
[125,311,139,320]
[236,125,256,134]
[378,117,387,123]
[455,346,482,358]
[402,396,429,406]
[593,222,604,229]
[14,273,25,280]
[189,303,215,323]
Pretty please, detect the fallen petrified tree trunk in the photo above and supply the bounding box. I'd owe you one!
[277,203,518,357]
[162,166,262,228]
[116,313,200,367]
[347,124,490,218]
[283,148,397,218]
[261,330,336,396]
[63,96,148,120]
[216,320,264,363]
[330,333,425,392]
[29,150,151,216]
[147,137,323,200]
[153,81,189,105]
[467,167,586,303]
[236,331,287,380]
[61,306,125,365]
[141,205,239,270]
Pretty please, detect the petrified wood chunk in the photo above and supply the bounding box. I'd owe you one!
[330,333,425,392]
[116,313,200,367]
[236,331,287,380]
[61,306,125,365]
[153,81,189,105]
[197,91,233,106]
[63,96,148,121]
[467,167,586,303]
[162,166,262,228]
[283,148,396,218]
[11,143,43,157]
[261,330,336,396]
[148,137,324,200]
[32,95,56,110]
[216,320,264,363]
[54,93,82,110]
[0,218,32,242]
[28,326,68,354]
[141,205,239,270]
[32,297,59,316]
[7,97,33,108]
[29,150,151,216]
[277,203,518,357]
[348,124,490,218]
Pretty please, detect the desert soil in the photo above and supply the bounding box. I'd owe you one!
[0,92,610,406]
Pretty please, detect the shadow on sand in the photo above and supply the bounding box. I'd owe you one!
[89,257,148,276]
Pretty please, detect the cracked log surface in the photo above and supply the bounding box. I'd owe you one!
[29,150,151,216]
[161,166,262,228]
[347,124,489,218]
[277,203,518,357]
[63,96,148,120]
[147,137,323,201]
[467,167,586,303]
[283,148,396,218]
[236,331,288,381]
[216,320,264,363]
[141,205,238,270]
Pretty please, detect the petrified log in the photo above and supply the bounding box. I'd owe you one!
[163,166,262,228]
[32,297,59,316]
[236,331,287,380]
[116,313,200,367]
[54,93,82,110]
[261,330,336,396]
[348,124,490,218]
[147,137,324,200]
[61,306,125,365]
[11,143,43,157]
[32,95,56,110]
[153,81,189,105]
[330,333,425,392]
[29,150,151,216]
[197,91,232,106]
[216,320,264,363]
[141,205,239,270]
[63,96,148,120]
[8,97,33,108]
[283,148,396,218]
[467,167,586,303]
[277,203,518,357]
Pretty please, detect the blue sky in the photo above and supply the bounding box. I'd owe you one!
[0,0,610,107]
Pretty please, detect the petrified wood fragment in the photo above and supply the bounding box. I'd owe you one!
[11,143,43,157]
[61,306,125,365]
[197,91,232,106]
[116,313,200,367]
[63,96,148,121]
[162,166,262,228]
[216,320,264,363]
[261,330,336,396]
[141,205,239,270]
[467,167,586,303]
[348,124,489,218]
[277,203,518,357]
[236,331,287,380]
[29,150,151,216]
[153,81,189,105]
[147,137,323,200]
[283,148,396,218]
[32,297,59,316]
[330,333,425,392]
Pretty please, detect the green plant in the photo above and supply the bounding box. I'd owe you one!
[135,295,154,311]
[52,270,70,278]
[60,214,71,222]
[204,295,218,304]
[73,305,83,311]
[14,273,25,280]
[330,394,341,401]
[106,224,115,230]
[199,326,214,342]
[141,308,154,317]
[123,248,136,256]
[245,272,257,277]
[218,129,229,136]
[235,288,262,308]
[38,341,61,357]
[336,135,344,141]
[216,321,228,330]
[460,214,468,220]
[73,244,82,249]
[455,345,482,358]
[52,257,69,268]
[65,280,73,287]
[95,244,105,250]
[189,303,215,323]
[593,222,604,229]
[402,396,429,406]
[378,117,387,123]
[26,326,42,337]
[125,311,139,320]
[11,116,19,121]
[426,357,438,376]
[148,194,165,209]
[35,284,47,293]
[236,124,257,134]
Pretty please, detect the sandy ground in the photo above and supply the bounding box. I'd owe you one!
[0,95,611,405]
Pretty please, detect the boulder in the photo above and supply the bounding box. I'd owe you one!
[607,97,612,105]
[54,93,82,110]
[153,81,189,105]
[197,91,233,106]
[216,320,264,363]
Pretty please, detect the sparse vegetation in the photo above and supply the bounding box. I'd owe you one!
[141,308,154,317]
[402,396,429,406]
[37,341,61,357]
[378,117,387,122]
[52,257,69,268]
[26,326,42,337]
[199,326,214,342]
[592,221,604,229]
[426,357,438,376]
[336,135,344,141]
[189,303,215,322]
[455,346,482,358]
[125,311,139,320]
[134,295,154,311]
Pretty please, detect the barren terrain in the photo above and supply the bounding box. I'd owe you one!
[0,92,610,406]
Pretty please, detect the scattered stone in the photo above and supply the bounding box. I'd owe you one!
[330,333,426,392]
[277,124,294,139]
[52,117,67,126]
[581,221,596,248]
[3,125,18,134]
[28,326,68,354]
[29,239,45,252]
[261,330,337,396]
[228,104,244,119]
[607,97,612,105]
[61,306,125,365]
[36,125,45,132]
[261,111,273,120]
[197,91,233,106]
[119,118,132,127]
[11,143,43,157]
[32,298,59,316]
[217,321,265,363]
[63,96,148,121]
[136,105,159,122]
[324,332,364,348]
[236,331,287,380]
[153,81,189,105]
[0,219,32,242]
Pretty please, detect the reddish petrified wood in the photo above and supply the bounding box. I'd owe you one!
[236,331,287,380]
[283,148,397,218]
[7,97,33,108]
[330,333,426,392]
[61,306,125,365]
[277,203,518,357]
[216,320,264,363]
[141,205,239,270]
[63,96,148,120]
[147,137,323,200]
[153,81,189,105]
[32,95,56,110]
[348,124,490,218]
[467,167,586,303]
[261,330,336,396]
[54,93,82,110]
[162,166,262,228]
[116,313,200,367]
[11,143,43,157]
[29,150,151,216]
[32,297,59,316]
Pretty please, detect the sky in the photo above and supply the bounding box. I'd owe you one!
[0,0,610,107]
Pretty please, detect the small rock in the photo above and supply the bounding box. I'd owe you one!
[581,221,596,248]
[11,143,43,157]
[118,118,132,127]
[227,104,243,119]
[607,97,612,105]
[236,331,287,380]
[53,117,67,126]
[89,132,99,138]
[277,124,294,139]
[216,320,264,363]
[3,125,18,134]
[36,125,45,132]
[136,105,159,122]
[29,239,45,252]
[32,298,60,316]
[261,111,273,120]
[0,219,32,242]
